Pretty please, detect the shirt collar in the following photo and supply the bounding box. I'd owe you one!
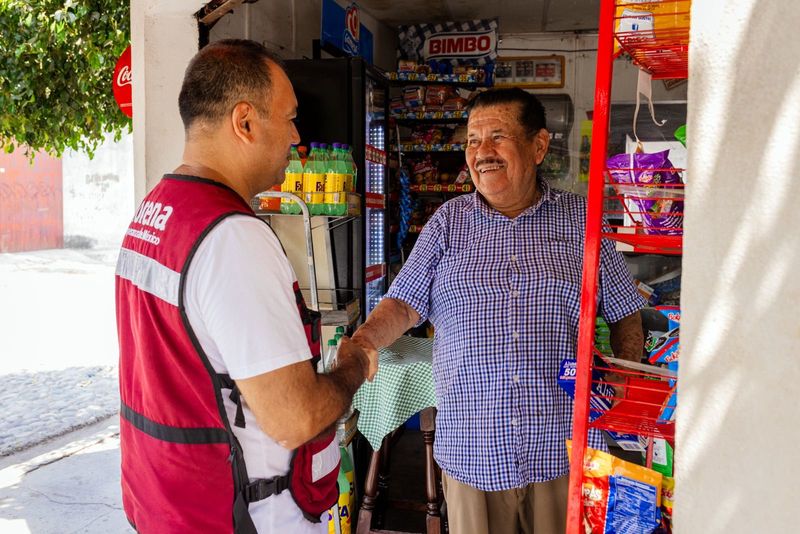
[472,179,558,221]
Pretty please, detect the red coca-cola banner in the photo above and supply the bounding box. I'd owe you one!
[113,45,132,118]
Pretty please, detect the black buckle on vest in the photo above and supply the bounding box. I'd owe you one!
[218,373,246,429]
[244,475,290,503]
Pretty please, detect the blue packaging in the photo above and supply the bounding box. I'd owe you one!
[558,357,615,422]
[605,475,661,534]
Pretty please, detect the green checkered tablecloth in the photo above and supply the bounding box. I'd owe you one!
[352,336,436,450]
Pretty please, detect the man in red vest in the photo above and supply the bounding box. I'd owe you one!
[115,39,376,533]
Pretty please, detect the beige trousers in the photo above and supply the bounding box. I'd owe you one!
[442,472,568,534]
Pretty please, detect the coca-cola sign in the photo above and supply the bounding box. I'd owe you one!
[113,45,132,118]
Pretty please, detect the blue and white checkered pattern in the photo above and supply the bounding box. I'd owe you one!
[385,183,646,491]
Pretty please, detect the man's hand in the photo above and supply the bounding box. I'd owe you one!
[349,335,379,381]
[336,336,378,382]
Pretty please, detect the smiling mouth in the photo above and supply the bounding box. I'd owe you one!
[478,165,505,174]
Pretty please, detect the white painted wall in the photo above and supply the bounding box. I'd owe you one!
[62,133,134,248]
[130,1,204,200]
[209,0,397,71]
[677,1,800,532]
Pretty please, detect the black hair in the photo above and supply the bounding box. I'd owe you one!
[178,39,285,130]
[466,88,547,137]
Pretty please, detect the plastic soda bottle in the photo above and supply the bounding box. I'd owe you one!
[321,339,338,373]
[281,145,304,214]
[341,144,357,193]
[325,143,348,216]
[303,142,326,216]
[326,447,355,534]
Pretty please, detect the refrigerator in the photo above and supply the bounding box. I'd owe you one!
[284,57,389,325]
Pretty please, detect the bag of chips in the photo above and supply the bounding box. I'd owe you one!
[606,150,684,236]
[567,441,662,534]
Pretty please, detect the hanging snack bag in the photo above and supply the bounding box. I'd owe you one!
[614,0,691,54]
[567,442,662,534]
[606,150,684,236]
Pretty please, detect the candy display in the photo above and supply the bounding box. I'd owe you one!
[391,84,474,117]
[606,150,684,236]
[567,442,663,534]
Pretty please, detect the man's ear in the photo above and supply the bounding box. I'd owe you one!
[231,102,255,143]
[533,128,550,165]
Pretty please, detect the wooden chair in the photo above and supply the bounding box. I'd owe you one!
[356,407,444,534]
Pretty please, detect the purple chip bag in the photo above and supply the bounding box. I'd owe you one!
[607,150,684,236]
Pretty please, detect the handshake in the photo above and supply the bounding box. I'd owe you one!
[333,335,379,382]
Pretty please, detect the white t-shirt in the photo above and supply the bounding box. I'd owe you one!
[185,215,327,534]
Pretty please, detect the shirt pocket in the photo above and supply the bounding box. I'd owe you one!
[533,240,583,328]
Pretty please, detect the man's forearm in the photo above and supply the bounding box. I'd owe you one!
[292,349,368,446]
[609,310,644,362]
[352,297,420,351]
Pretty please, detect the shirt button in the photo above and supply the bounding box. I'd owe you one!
[510,254,517,262]
[511,290,520,298]
[513,374,520,383]
[511,418,518,426]
[512,331,520,340]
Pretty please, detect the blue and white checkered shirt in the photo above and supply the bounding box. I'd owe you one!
[385,182,645,491]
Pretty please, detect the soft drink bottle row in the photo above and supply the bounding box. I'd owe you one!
[281,143,358,216]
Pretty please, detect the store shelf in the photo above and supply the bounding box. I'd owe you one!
[254,192,363,219]
[391,143,465,153]
[603,172,685,255]
[613,0,690,79]
[605,232,683,255]
[391,110,468,122]
[301,288,361,327]
[587,354,677,445]
[410,183,473,193]
[386,71,486,85]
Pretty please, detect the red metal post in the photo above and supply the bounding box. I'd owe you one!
[565,0,617,531]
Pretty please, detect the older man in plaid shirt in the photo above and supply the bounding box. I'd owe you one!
[352,88,645,534]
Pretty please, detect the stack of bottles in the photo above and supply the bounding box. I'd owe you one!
[281,143,358,216]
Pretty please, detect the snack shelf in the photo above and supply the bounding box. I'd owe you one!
[587,351,677,445]
[391,143,465,153]
[386,71,485,85]
[410,183,472,193]
[567,0,689,531]
[613,0,690,79]
[391,110,468,122]
[603,170,685,255]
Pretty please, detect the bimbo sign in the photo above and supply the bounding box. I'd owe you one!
[398,20,498,66]
[424,30,496,61]
[113,45,132,118]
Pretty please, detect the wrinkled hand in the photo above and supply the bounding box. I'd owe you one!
[350,335,379,382]
[338,336,379,382]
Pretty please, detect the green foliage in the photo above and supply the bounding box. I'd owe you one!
[0,0,130,159]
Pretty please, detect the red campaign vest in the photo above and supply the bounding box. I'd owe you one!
[115,175,339,533]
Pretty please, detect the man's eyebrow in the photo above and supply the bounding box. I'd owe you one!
[468,128,507,136]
